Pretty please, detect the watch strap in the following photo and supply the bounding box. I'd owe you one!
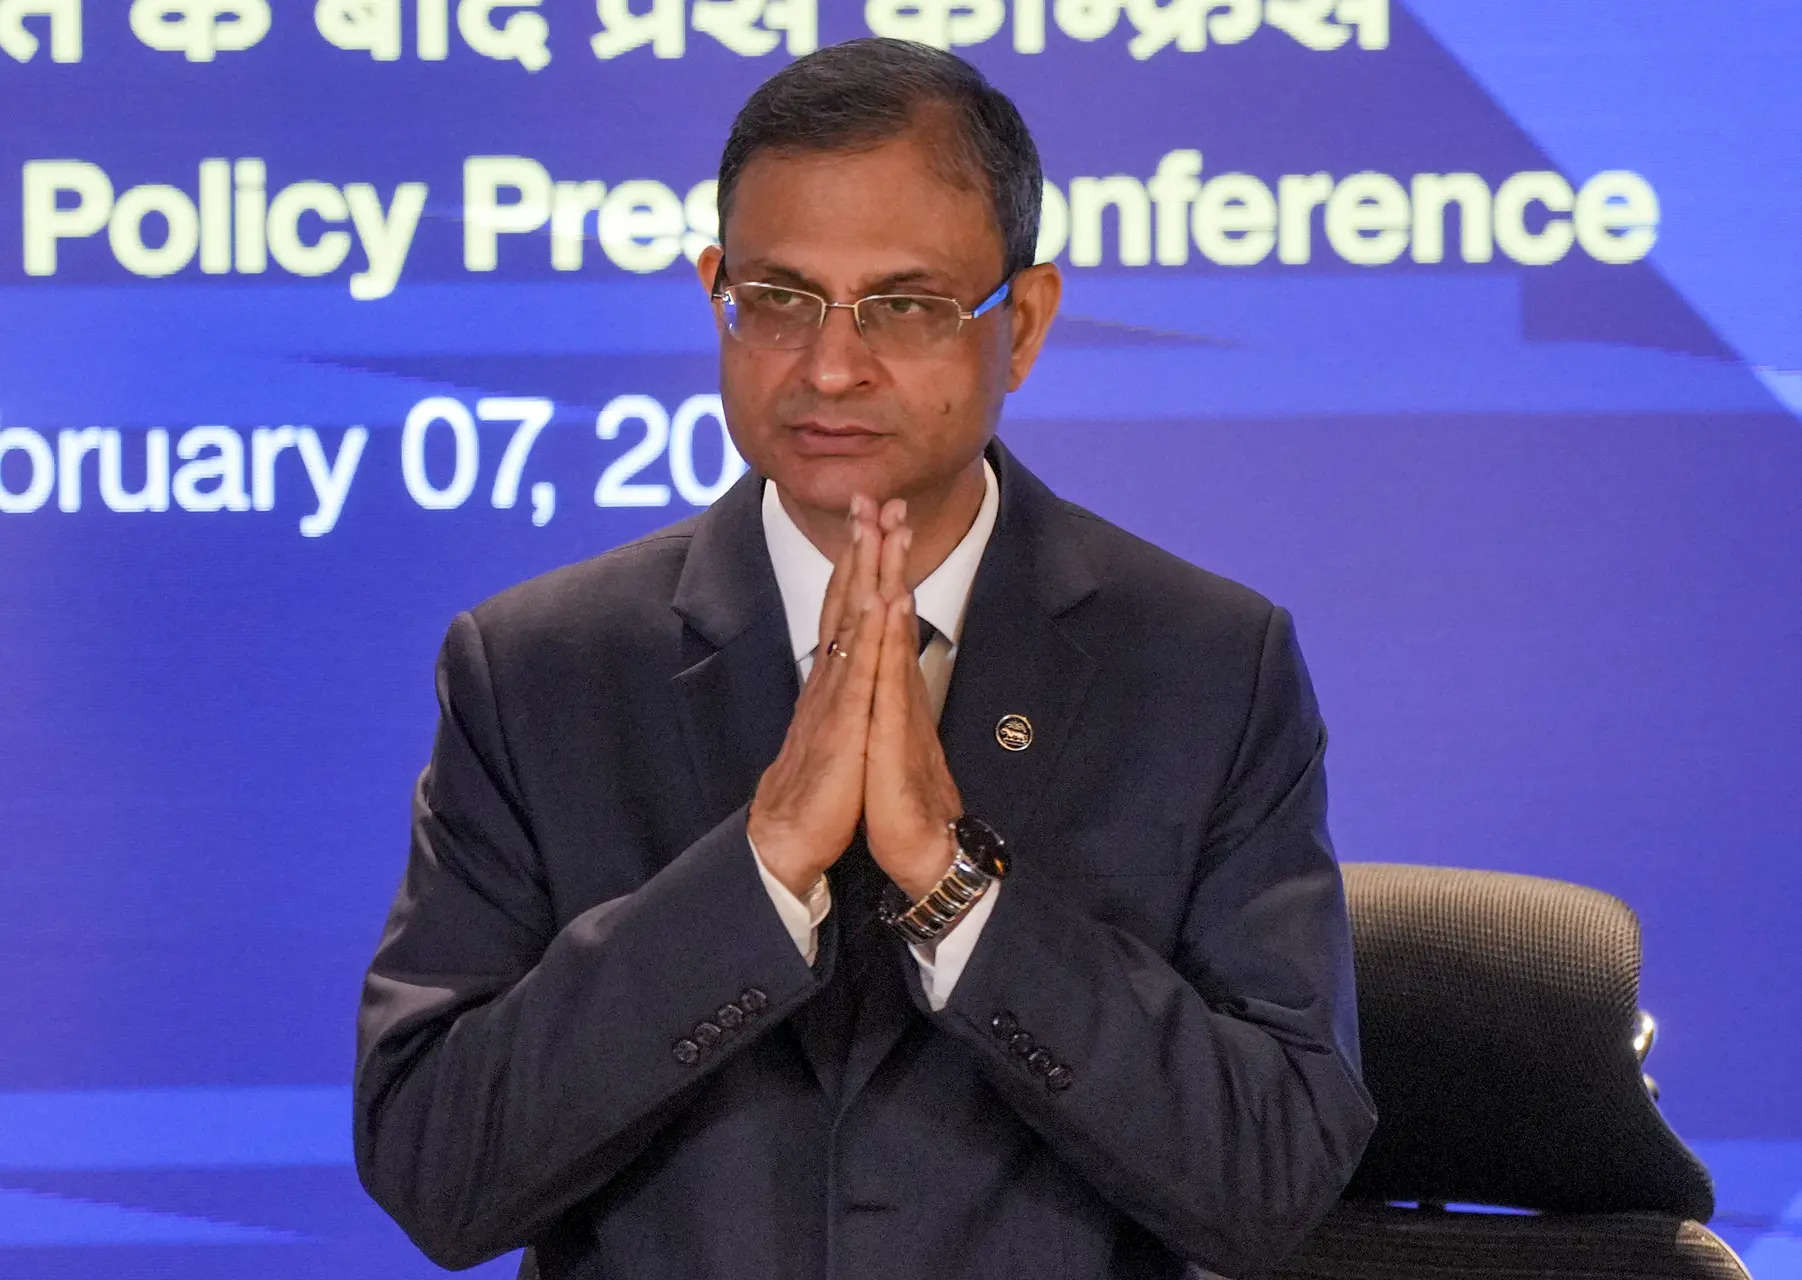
[881,819,1005,945]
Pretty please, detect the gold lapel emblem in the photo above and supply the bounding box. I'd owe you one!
[995,713,1033,752]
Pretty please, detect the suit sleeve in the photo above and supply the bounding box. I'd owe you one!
[921,605,1376,1279]
[353,611,818,1270]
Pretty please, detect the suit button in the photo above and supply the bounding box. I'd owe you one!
[672,1038,701,1066]
[1045,1065,1074,1091]
[692,1021,722,1049]
[1026,1048,1054,1075]
[716,1002,744,1031]
[1007,1031,1034,1058]
[990,1010,1019,1040]
[740,987,768,1014]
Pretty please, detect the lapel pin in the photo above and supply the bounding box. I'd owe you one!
[995,713,1033,752]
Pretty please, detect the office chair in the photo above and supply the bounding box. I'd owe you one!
[1275,862,1750,1280]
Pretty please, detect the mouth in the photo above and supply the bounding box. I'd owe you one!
[788,420,888,454]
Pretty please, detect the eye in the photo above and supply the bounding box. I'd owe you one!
[759,287,807,309]
[876,296,927,317]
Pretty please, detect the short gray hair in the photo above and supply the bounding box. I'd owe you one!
[717,38,1042,281]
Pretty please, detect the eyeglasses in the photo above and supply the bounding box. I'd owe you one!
[711,268,1011,356]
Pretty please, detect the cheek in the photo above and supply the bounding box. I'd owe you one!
[909,354,987,418]
[988,328,1020,393]
[899,371,974,428]
[719,352,778,423]
[718,361,774,468]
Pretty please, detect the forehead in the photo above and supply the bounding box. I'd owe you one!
[723,128,1004,291]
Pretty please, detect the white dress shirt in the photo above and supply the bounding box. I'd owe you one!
[750,460,1002,1011]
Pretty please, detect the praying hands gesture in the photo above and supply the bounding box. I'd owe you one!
[747,494,963,905]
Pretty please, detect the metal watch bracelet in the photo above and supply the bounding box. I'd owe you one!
[885,848,995,945]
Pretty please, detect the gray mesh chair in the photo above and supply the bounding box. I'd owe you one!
[1275,863,1749,1280]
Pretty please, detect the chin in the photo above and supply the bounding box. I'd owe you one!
[769,454,904,514]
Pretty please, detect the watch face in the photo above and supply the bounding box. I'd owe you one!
[953,816,1007,878]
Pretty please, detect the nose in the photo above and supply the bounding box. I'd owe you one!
[798,302,881,396]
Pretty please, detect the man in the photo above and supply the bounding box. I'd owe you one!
[355,38,1374,1280]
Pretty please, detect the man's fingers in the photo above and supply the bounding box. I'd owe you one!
[815,590,882,696]
[835,594,887,703]
[816,529,856,653]
[846,499,882,620]
[878,522,910,603]
[871,593,916,732]
[820,517,880,697]
[817,496,871,652]
[791,599,883,784]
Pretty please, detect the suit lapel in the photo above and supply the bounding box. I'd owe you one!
[670,472,796,829]
[942,442,1100,873]
[838,443,1101,1104]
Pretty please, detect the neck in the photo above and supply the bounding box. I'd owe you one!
[781,458,988,587]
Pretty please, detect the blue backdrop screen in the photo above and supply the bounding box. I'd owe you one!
[2,2,1799,1275]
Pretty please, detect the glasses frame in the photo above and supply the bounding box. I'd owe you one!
[710,265,1013,352]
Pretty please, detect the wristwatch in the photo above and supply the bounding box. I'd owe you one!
[881,816,1008,945]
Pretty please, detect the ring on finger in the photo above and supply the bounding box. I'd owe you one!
[825,639,852,660]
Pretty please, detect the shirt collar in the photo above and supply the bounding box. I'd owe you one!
[761,459,1000,663]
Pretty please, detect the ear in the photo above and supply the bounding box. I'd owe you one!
[1004,262,1061,392]
[696,244,726,335]
[696,243,723,295]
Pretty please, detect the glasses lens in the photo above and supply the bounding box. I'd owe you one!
[857,295,963,352]
[725,284,824,349]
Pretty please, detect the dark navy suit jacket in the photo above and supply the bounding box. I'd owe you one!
[353,441,1375,1278]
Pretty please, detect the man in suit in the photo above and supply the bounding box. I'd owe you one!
[354,38,1374,1280]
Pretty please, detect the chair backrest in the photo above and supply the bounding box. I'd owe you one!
[1338,862,1714,1219]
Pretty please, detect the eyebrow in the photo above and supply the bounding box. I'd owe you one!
[733,259,951,297]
